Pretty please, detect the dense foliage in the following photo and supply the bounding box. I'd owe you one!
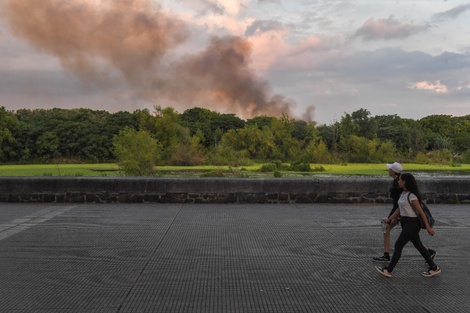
[1,106,470,168]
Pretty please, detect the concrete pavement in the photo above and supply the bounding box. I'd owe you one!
[0,203,468,312]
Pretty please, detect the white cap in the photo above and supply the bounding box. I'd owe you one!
[386,162,403,173]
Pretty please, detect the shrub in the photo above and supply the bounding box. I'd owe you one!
[461,150,470,164]
[273,170,282,178]
[113,127,159,176]
[290,161,312,172]
[414,149,453,165]
[312,165,326,172]
[200,170,225,177]
[259,163,277,172]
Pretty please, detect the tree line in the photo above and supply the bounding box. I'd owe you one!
[1,106,470,173]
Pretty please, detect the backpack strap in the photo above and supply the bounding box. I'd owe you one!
[407,192,419,216]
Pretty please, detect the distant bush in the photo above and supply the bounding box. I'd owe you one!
[290,161,311,172]
[414,150,453,165]
[200,170,225,177]
[113,127,159,176]
[228,167,248,178]
[312,165,326,172]
[259,163,277,172]
[461,150,470,164]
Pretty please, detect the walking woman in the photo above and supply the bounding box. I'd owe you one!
[373,163,436,262]
[375,173,441,278]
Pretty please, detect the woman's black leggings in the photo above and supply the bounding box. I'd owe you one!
[387,216,436,272]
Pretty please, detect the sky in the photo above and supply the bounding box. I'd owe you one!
[0,0,469,125]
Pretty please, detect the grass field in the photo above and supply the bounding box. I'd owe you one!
[1,163,470,177]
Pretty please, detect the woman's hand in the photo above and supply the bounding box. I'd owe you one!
[427,227,435,236]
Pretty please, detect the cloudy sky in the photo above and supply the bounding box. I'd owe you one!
[0,0,469,124]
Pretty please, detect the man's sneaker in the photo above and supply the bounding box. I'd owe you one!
[428,249,437,261]
[373,255,390,262]
[422,266,441,277]
[375,266,392,278]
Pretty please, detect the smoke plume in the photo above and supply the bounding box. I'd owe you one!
[3,0,313,120]
[150,36,298,118]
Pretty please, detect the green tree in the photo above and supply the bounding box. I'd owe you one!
[36,131,60,161]
[180,107,245,149]
[340,135,369,162]
[113,127,160,176]
[317,122,339,154]
[460,150,470,164]
[179,107,216,148]
[271,114,302,161]
[351,108,378,139]
[170,128,206,165]
[0,107,25,162]
[419,115,454,151]
[450,115,470,153]
[221,125,262,159]
[374,114,408,153]
[339,113,359,139]
[375,140,398,163]
[209,127,243,166]
[15,108,128,163]
[309,140,332,163]
[419,115,453,136]
[8,105,470,167]
[258,125,280,160]
[405,119,428,156]
[152,106,188,164]
[246,115,276,130]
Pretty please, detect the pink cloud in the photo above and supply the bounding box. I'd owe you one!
[409,81,449,93]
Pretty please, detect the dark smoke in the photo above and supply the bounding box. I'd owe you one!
[152,36,298,118]
[3,0,314,120]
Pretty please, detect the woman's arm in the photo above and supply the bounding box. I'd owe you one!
[411,199,435,236]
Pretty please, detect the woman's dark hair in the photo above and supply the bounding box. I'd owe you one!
[400,173,422,202]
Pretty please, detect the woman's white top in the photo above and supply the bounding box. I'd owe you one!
[397,191,418,217]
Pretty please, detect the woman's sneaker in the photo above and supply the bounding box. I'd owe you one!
[422,266,441,277]
[373,254,390,262]
[375,265,392,278]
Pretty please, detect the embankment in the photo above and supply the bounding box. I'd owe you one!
[1,177,469,204]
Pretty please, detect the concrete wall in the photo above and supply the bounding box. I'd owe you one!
[1,177,470,204]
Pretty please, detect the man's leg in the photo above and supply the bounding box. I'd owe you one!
[383,218,398,254]
[374,218,398,262]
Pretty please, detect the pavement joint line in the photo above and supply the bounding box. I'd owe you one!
[116,203,185,312]
[0,205,77,241]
